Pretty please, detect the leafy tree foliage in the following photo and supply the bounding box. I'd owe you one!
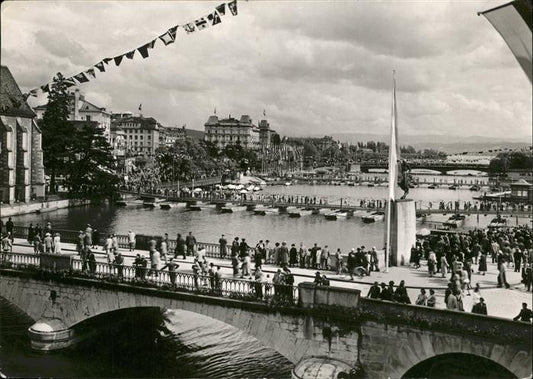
[489,151,533,174]
[40,73,72,193]
[40,73,119,197]
[65,122,120,197]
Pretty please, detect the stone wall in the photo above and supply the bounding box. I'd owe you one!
[0,198,97,217]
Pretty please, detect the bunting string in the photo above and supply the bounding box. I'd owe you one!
[22,0,238,100]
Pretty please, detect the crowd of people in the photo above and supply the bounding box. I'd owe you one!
[2,216,532,321]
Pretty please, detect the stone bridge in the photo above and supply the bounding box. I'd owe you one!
[0,269,531,378]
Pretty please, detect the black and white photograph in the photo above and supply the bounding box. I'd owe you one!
[0,0,531,378]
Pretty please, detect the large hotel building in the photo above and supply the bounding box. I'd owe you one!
[204,114,278,150]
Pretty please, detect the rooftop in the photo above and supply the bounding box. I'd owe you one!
[0,66,36,118]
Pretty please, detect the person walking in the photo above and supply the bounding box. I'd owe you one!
[254,267,264,300]
[128,230,136,252]
[219,234,227,258]
[176,233,186,259]
[53,233,62,254]
[185,232,196,256]
[440,255,450,278]
[162,259,179,287]
[370,247,379,272]
[334,248,343,275]
[347,250,357,280]
[84,224,93,247]
[497,252,510,289]
[428,251,437,277]
[478,252,487,275]
[114,252,124,278]
[43,233,53,254]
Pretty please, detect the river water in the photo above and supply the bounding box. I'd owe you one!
[0,182,529,378]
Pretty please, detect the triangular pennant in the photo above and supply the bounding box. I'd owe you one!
[207,11,222,25]
[137,40,156,59]
[114,55,124,66]
[103,58,113,64]
[168,25,179,38]
[216,3,226,16]
[195,17,208,30]
[86,68,96,78]
[95,61,106,72]
[228,0,238,16]
[29,89,38,97]
[158,31,175,46]
[184,23,196,34]
[125,50,135,59]
[74,72,90,83]
[40,84,50,93]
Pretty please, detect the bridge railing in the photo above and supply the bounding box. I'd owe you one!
[1,251,298,306]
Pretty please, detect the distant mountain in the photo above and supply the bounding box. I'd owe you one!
[327,133,531,154]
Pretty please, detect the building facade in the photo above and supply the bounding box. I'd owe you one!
[0,66,46,203]
[205,114,273,150]
[34,89,112,141]
[111,116,160,156]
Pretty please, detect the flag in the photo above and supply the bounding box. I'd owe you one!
[195,18,208,30]
[103,58,113,65]
[64,78,76,88]
[207,11,222,26]
[74,72,89,83]
[214,107,217,115]
[216,3,226,16]
[159,31,175,45]
[40,84,50,93]
[114,55,124,66]
[86,68,96,78]
[184,23,196,34]
[479,0,532,82]
[263,109,266,117]
[139,104,142,111]
[95,61,106,72]
[228,0,238,16]
[159,26,178,45]
[138,40,156,58]
[125,50,135,59]
[387,72,400,201]
[29,89,38,97]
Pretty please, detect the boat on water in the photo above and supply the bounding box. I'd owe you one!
[362,211,385,223]
[288,207,314,218]
[488,216,507,229]
[254,205,279,215]
[469,185,481,191]
[428,184,437,189]
[448,185,458,190]
[443,214,466,229]
[160,202,187,210]
[220,205,247,214]
[367,183,375,187]
[324,210,349,220]
[187,205,202,211]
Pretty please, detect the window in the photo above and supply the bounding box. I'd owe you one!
[86,116,91,121]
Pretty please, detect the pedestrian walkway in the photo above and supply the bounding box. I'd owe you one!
[7,237,531,320]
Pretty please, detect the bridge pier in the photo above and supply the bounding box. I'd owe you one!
[28,318,75,351]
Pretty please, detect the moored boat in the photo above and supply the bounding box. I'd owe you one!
[362,211,385,223]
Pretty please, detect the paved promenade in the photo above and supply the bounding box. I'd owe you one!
[7,237,531,321]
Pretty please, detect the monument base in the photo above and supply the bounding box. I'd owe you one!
[388,199,416,266]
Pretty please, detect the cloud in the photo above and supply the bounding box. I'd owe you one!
[1,0,531,141]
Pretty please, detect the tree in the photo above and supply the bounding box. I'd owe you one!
[65,122,120,197]
[40,73,72,193]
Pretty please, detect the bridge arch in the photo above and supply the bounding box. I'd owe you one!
[0,276,333,365]
[389,335,530,379]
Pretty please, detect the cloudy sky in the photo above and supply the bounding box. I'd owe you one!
[1,0,531,140]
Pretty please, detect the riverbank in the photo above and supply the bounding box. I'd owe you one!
[0,198,105,217]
